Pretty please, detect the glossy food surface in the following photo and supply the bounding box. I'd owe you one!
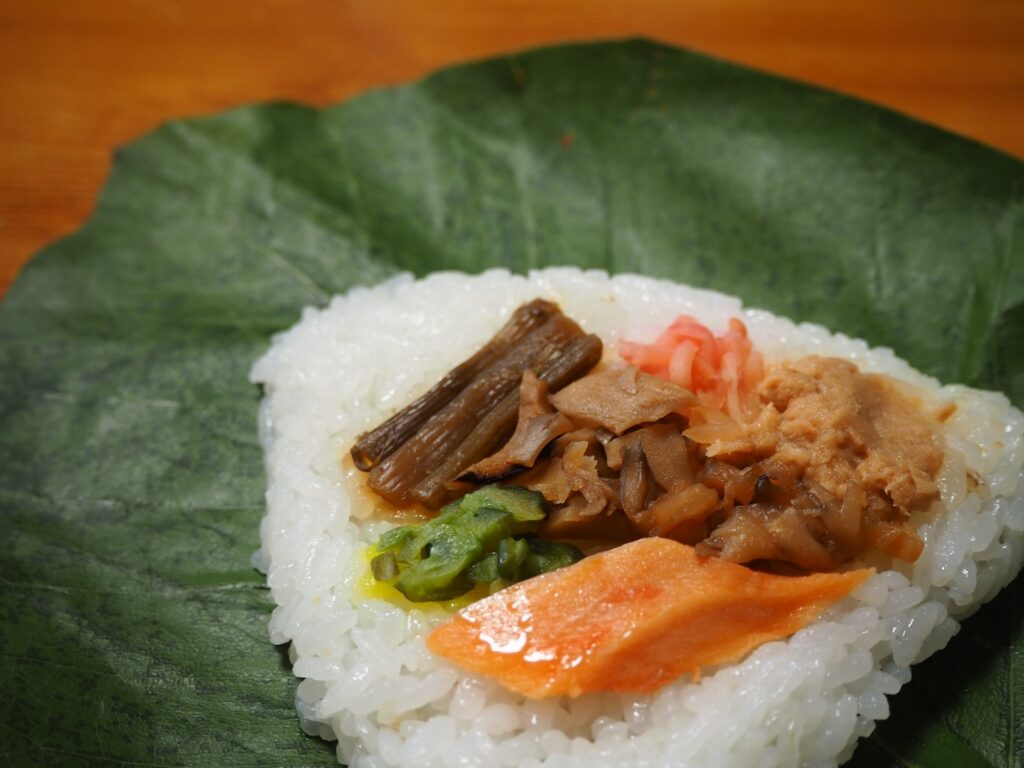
[428,537,871,697]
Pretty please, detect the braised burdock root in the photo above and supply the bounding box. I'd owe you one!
[352,301,602,508]
[350,299,562,471]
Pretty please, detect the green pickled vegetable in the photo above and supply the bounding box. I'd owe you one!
[456,485,548,532]
[467,554,499,584]
[396,517,497,601]
[373,485,582,601]
[522,535,584,576]
[497,537,530,581]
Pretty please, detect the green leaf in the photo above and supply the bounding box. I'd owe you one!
[0,39,1021,767]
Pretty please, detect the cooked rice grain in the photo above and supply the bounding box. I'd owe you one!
[252,269,1024,768]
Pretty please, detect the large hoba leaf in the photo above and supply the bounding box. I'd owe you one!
[1,39,1022,768]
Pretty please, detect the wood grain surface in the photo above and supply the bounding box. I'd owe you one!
[2,0,1023,297]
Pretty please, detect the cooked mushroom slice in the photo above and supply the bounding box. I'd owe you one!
[519,440,619,518]
[698,459,759,515]
[459,371,575,484]
[619,440,655,523]
[516,454,574,507]
[549,366,696,435]
[413,333,602,508]
[702,503,840,572]
[550,428,615,477]
[698,504,778,564]
[606,423,694,488]
[766,508,838,572]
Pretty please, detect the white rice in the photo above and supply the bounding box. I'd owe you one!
[251,268,1024,768]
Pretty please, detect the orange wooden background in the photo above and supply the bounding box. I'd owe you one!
[2,0,1023,297]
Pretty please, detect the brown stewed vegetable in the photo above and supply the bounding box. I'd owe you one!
[351,299,561,471]
[413,333,602,507]
[352,302,602,508]
[353,304,946,576]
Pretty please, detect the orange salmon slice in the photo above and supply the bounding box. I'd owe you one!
[427,537,872,698]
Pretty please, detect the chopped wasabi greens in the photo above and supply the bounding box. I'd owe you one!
[373,485,583,602]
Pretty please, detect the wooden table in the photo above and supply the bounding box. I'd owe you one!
[2,0,1022,297]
